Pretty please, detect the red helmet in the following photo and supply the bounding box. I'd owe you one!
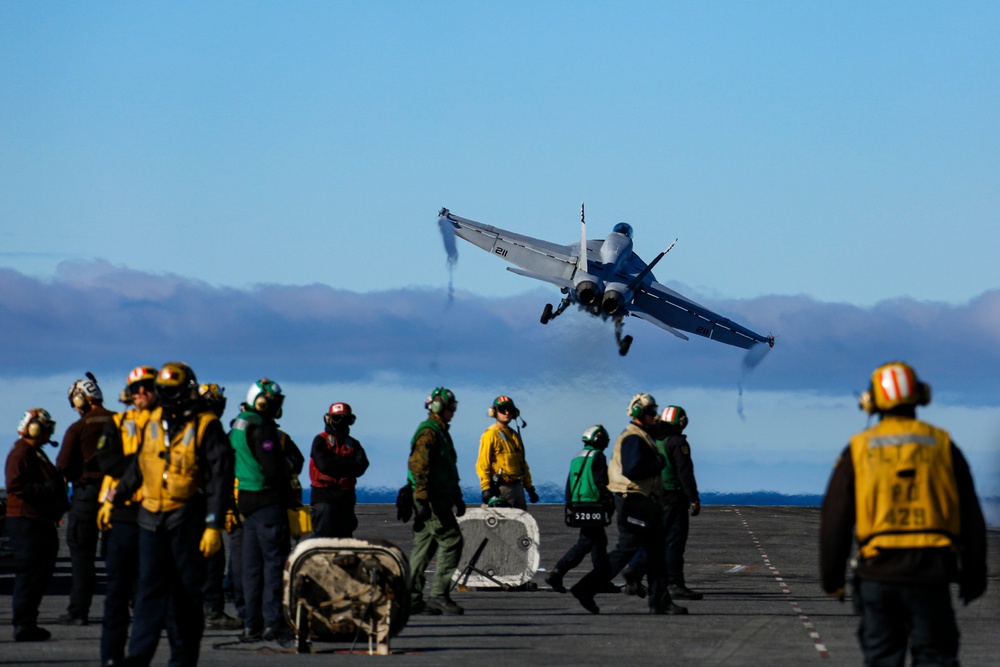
[325,402,356,427]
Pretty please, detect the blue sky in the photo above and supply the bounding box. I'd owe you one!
[2,3,998,507]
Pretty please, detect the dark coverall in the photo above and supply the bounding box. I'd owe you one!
[5,438,68,634]
[624,432,700,587]
[56,404,114,622]
[113,409,233,667]
[309,427,370,538]
[820,426,987,667]
[573,426,674,612]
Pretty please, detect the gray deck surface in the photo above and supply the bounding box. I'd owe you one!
[1,505,997,666]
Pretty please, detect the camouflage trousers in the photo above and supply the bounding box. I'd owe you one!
[409,509,464,602]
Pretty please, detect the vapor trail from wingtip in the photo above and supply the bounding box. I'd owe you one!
[737,342,772,421]
[438,216,458,303]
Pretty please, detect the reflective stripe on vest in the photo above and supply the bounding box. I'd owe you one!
[850,417,959,559]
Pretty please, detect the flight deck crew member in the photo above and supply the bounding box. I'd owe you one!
[230,378,302,644]
[476,395,538,509]
[196,383,242,629]
[820,361,987,667]
[110,362,233,667]
[310,402,370,538]
[623,406,703,601]
[570,393,686,616]
[95,366,160,665]
[408,387,466,615]
[5,408,68,642]
[545,425,613,594]
[55,373,115,626]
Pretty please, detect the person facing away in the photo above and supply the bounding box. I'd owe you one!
[820,361,987,667]
[55,372,114,626]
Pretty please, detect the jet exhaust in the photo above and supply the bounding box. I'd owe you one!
[601,290,625,315]
[576,280,599,305]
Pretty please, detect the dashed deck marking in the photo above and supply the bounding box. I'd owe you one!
[734,508,831,659]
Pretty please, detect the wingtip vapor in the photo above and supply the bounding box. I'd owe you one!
[437,206,774,356]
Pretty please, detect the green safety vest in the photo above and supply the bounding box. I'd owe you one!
[230,411,267,493]
[656,437,681,491]
[407,417,459,494]
[567,446,603,503]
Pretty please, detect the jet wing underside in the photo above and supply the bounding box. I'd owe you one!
[445,212,578,283]
[630,282,770,350]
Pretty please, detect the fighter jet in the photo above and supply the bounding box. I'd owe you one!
[439,206,774,356]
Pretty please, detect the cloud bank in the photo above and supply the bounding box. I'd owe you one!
[2,261,998,406]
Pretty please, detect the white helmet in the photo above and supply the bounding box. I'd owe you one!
[68,372,103,409]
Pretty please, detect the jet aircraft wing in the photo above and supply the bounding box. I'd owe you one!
[443,210,580,284]
[630,281,771,350]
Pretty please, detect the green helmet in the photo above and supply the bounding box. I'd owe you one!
[581,424,610,448]
[659,406,688,430]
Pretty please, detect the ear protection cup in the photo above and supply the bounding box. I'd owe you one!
[628,393,657,419]
[27,420,42,439]
[426,387,455,414]
[487,406,496,418]
[71,392,88,409]
[253,395,270,413]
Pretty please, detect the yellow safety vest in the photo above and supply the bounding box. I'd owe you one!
[608,422,662,497]
[99,408,151,504]
[139,408,218,514]
[850,416,960,560]
[476,422,532,490]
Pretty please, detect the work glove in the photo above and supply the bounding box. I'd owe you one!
[200,527,222,558]
[527,486,539,504]
[481,489,493,504]
[454,494,466,517]
[287,508,305,539]
[224,509,240,534]
[96,501,114,531]
[690,501,701,517]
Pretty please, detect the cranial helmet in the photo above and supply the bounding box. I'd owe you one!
[199,383,227,417]
[325,402,356,428]
[18,408,56,440]
[156,362,199,409]
[628,393,658,419]
[246,378,284,418]
[659,406,688,430]
[68,372,103,409]
[121,365,158,403]
[859,361,931,414]
[581,424,610,448]
[488,395,519,419]
[425,387,457,414]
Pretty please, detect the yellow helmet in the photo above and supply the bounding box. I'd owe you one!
[859,361,931,414]
[156,362,199,409]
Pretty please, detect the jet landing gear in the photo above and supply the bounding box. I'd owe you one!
[614,317,633,356]
[540,298,571,325]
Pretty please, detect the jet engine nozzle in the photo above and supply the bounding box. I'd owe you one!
[575,280,599,305]
[602,290,625,315]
